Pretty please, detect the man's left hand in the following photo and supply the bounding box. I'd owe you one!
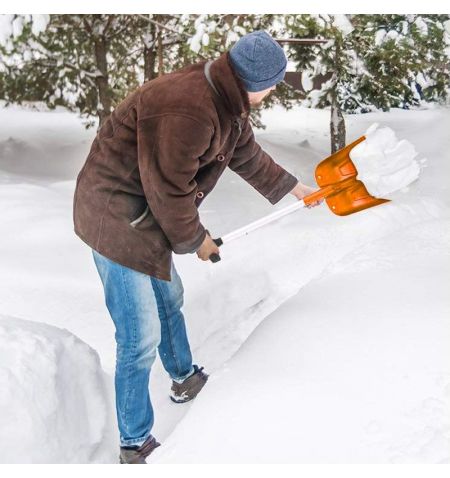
[290,181,322,208]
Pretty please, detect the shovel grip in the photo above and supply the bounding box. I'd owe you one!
[205,230,223,263]
[303,186,335,205]
[209,237,222,262]
[209,253,221,263]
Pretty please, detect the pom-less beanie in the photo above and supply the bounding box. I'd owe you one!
[229,30,287,92]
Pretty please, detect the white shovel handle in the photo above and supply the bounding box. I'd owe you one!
[208,199,306,262]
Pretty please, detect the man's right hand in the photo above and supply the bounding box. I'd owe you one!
[196,232,220,261]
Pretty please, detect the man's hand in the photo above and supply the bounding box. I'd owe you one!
[290,181,322,208]
[196,232,220,261]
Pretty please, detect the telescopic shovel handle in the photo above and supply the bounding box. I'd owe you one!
[205,198,311,264]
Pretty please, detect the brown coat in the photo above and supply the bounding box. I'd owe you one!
[73,52,299,281]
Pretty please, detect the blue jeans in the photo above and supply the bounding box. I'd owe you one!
[91,249,195,447]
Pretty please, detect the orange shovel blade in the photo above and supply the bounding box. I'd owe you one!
[303,136,390,216]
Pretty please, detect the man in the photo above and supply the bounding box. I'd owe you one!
[73,30,318,464]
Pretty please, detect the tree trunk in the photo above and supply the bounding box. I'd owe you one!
[329,40,346,153]
[144,45,157,82]
[144,47,156,83]
[93,36,112,127]
[330,95,346,153]
[143,19,157,82]
[157,28,164,77]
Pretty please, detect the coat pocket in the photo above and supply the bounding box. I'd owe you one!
[129,205,150,228]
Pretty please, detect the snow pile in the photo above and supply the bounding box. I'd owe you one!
[0,316,116,463]
[0,102,92,182]
[350,123,423,198]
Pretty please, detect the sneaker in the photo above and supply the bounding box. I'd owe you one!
[119,434,160,464]
[170,365,209,403]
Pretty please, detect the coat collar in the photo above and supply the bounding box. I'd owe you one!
[206,52,250,120]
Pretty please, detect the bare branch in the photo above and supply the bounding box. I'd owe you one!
[275,38,330,45]
[136,14,191,38]
[103,14,114,36]
[82,17,93,35]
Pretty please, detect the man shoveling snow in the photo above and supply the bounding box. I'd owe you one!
[73,27,426,464]
[73,30,319,464]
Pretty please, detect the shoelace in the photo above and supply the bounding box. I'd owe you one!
[137,436,160,458]
[194,366,208,379]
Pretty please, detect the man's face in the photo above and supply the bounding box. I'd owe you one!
[247,85,277,108]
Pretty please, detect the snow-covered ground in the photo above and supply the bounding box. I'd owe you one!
[0,102,449,463]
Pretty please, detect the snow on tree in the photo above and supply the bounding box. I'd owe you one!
[1,14,448,136]
[351,15,450,110]
[284,14,450,152]
[1,15,152,126]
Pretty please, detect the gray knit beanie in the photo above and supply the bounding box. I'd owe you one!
[229,30,287,92]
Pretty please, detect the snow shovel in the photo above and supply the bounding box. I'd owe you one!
[208,135,389,263]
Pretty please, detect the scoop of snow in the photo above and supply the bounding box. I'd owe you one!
[349,123,423,198]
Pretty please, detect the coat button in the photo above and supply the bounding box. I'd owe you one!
[216,153,225,162]
[196,191,204,199]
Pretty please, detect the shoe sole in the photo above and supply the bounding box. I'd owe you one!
[169,394,194,404]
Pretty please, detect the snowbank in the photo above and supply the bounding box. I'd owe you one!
[0,315,116,463]
[153,218,450,463]
[0,101,93,183]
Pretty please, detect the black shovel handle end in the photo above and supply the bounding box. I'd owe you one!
[209,253,221,263]
[205,230,223,263]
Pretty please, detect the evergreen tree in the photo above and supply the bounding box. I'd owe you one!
[1,13,448,142]
[352,14,450,110]
[285,14,450,151]
[1,14,145,126]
